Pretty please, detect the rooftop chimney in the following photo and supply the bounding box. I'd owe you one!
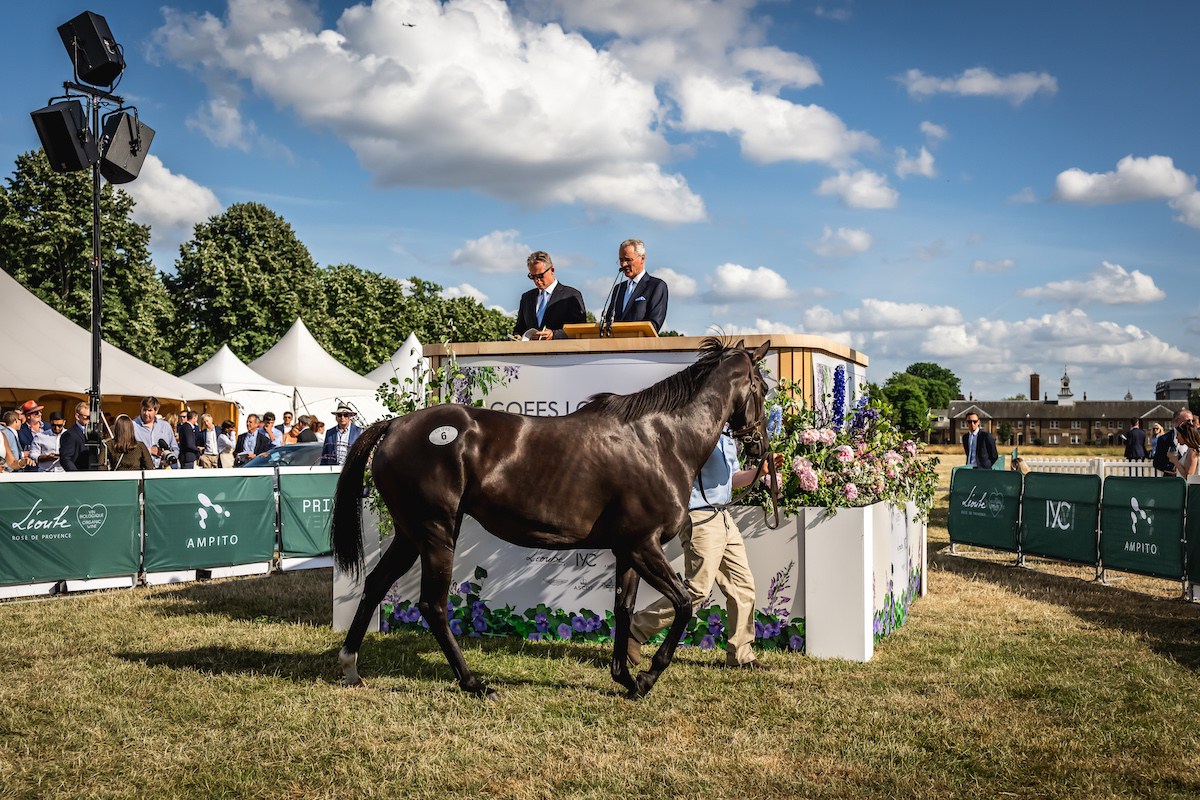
[1031,373,1040,402]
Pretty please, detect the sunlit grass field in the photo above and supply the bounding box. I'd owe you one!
[1,452,1198,799]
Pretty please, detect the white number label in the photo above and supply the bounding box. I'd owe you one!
[428,426,459,446]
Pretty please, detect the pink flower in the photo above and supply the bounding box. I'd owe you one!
[834,445,855,463]
[884,450,903,466]
[792,455,813,474]
[843,482,859,501]
[799,468,819,492]
[886,467,897,479]
[799,429,820,445]
[819,429,837,445]
[901,440,918,457]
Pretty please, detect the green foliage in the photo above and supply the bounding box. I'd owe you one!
[880,372,932,433]
[166,202,330,372]
[1190,389,1200,416]
[999,421,1014,445]
[0,149,176,370]
[905,361,961,398]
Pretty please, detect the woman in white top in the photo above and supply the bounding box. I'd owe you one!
[216,419,237,469]
[1167,420,1200,478]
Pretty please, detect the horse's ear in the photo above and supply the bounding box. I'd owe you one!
[752,340,771,362]
[733,338,745,351]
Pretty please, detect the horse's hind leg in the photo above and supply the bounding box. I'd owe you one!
[416,534,496,699]
[609,554,641,694]
[339,536,419,687]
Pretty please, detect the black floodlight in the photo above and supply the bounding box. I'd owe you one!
[57,11,125,87]
[100,111,154,184]
[30,100,99,173]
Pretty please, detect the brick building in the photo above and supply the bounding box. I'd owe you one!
[945,369,1186,448]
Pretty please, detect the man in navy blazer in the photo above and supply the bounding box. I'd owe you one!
[512,251,586,340]
[611,238,668,333]
[178,411,201,469]
[58,402,92,472]
[321,405,363,465]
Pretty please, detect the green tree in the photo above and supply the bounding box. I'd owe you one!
[881,372,931,432]
[1189,388,1200,416]
[319,270,512,373]
[905,362,961,399]
[998,421,1013,445]
[167,202,330,372]
[0,149,176,370]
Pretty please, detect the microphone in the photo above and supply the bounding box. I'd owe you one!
[601,268,626,338]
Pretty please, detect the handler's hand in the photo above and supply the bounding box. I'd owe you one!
[533,329,554,340]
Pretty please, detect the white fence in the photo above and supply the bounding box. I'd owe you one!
[1020,456,1158,478]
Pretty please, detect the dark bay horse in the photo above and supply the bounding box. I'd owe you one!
[330,337,771,698]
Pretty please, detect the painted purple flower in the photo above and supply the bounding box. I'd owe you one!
[788,635,804,650]
[585,614,601,632]
[754,620,765,638]
[557,622,573,639]
[535,620,549,634]
[707,620,724,637]
[527,632,542,641]
[707,612,722,626]
[700,634,716,649]
[380,619,390,632]
[420,616,429,629]
[534,611,548,625]
[571,615,587,632]
[449,619,463,636]
[473,616,488,632]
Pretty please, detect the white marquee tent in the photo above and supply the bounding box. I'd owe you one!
[248,318,390,427]
[364,332,427,398]
[0,269,232,419]
[178,345,292,423]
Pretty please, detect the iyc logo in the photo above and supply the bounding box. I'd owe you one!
[1044,500,1074,531]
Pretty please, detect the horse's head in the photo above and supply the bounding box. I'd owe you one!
[726,339,771,461]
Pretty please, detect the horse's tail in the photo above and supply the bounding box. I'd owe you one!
[331,419,392,576]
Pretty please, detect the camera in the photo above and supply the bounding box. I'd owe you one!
[157,438,178,467]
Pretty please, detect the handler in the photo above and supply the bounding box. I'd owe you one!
[627,433,784,670]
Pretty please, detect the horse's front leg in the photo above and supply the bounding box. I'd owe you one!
[609,553,640,694]
[627,540,693,699]
[417,541,497,699]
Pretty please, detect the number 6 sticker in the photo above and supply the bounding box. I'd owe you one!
[428,425,459,445]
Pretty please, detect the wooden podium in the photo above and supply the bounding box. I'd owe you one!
[562,321,658,339]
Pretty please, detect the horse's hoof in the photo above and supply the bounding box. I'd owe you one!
[345,678,368,689]
[484,689,501,702]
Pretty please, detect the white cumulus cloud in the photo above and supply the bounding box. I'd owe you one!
[896,67,1058,105]
[1170,191,1200,228]
[804,299,963,332]
[895,146,936,178]
[920,121,948,146]
[450,230,531,274]
[812,225,872,257]
[653,267,698,298]
[122,155,223,252]
[1052,155,1196,204]
[814,170,898,209]
[440,283,489,303]
[1008,187,1037,204]
[1017,261,1166,306]
[705,262,794,302]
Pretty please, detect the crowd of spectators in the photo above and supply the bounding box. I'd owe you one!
[1,396,339,474]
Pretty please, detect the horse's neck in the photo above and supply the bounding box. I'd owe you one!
[672,359,740,465]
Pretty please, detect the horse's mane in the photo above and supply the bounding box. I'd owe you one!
[585,336,741,423]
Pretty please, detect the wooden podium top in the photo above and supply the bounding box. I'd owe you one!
[562,321,658,339]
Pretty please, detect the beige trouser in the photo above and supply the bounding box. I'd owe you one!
[629,508,757,666]
[198,454,219,469]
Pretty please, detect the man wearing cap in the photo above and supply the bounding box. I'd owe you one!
[29,412,66,472]
[17,400,50,472]
[320,405,362,465]
[512,251,586,340]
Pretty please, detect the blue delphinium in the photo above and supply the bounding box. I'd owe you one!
[766,405,783,440]
[832,365,846,430]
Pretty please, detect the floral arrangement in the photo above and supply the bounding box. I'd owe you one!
[748,368,939,521]
[382,566,806,653]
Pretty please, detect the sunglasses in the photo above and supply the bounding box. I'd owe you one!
[527,268,552,280]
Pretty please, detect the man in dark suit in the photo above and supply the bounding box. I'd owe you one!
[611,238,668,333]
[58,402,92,472]
[178,411,201,469]
[512,251,586,340]
[1153,408,1194,476]
[234,414,273,464]
[296,415,319,443]
[961,412,998,469]
[1124,417,1147,460]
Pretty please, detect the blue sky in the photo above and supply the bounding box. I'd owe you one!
[5,0,1199,401]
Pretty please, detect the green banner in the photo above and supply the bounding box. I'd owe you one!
[949,468,1022,552]
[1100,476,1185,580]
[1186,483,1200,585]
[1020,472,1101,565]
[278,471,337,557]
[143,474,276,572]
[0,478,140,584]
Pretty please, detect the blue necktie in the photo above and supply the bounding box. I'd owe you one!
[622,279,635,311]
[536,290,548,327]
